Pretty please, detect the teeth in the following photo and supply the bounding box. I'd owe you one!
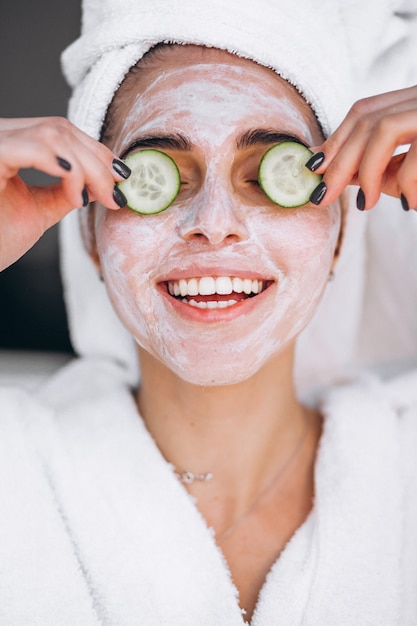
[187,278,199,296]
[216,276,233,294]
[242,278,253,295]
[199,276,216,295]
[185,299,239,309]
[232,277,243,293]
[168,276,265,298]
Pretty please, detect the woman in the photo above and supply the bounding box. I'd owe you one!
[0,0,417,623]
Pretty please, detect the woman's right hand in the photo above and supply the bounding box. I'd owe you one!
[0,117,130,271]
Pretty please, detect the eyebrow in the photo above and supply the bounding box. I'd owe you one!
[120,133,192,159]
[236,129,306,149]
[120,128,307,159]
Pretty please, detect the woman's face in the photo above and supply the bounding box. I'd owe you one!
[93,46,341,386]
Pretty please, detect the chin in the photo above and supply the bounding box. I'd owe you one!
[152,344,279,387]
[181,368,254,387]
[173,366,257,387]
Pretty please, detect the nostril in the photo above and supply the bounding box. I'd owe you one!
[178,206,249,244]
[180,230,208,242]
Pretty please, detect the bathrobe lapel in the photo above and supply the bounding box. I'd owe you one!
[41,386,246,625]
[252,381,403,624]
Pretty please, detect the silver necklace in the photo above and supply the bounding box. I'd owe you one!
[174,411,310,543]
[175,470,214,484]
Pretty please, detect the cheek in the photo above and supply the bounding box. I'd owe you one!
[94,209,178,351]
[96,207,178,273]
[255,205,341,336]
[262,205,340,271]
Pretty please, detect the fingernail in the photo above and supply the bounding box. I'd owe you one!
[56,156,72,171]
[112,158,131,179]
[309,181,327,205]
[81,186,89,208]
[400,193,410,212]
[305,151,325,172]
[356,188,366,211]
[113,185,127,208]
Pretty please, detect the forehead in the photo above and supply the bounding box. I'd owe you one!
[107,45,322,152]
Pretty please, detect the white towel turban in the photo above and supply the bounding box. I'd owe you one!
[59,0,417,393]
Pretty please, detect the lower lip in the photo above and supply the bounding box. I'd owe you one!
[158,282,275,323]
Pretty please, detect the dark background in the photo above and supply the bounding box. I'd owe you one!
[0,1,82,352]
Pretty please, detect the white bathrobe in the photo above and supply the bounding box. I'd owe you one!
[2,2,417,624]
[1,356,416,625]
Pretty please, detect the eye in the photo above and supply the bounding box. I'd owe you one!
[247,178,261,189]
[179,178,192,190]
[234,153,263,190]
[258,142,322,208]
[116,149,181,215]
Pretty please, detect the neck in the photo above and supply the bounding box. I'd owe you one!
[136,343,309,505]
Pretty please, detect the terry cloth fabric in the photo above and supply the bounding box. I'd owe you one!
[0,357,416,624]
[59,0,417,394]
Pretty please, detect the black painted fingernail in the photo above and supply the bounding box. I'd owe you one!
[305,151,325,172]
[113,185,127,208]
[56,156,72,171]
[112,158,131,179]
[81,186,89,208]
[400,193,410,212]
[356,188,366,211]
[309,181,327,205]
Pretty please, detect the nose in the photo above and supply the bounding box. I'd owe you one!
[178,174,249,245]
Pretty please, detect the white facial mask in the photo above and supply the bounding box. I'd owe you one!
[96,53,341,386]
[113,63,315,155]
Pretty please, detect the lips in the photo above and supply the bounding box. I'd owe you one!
[164,275,269,310]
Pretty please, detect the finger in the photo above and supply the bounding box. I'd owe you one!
[308,87,417,172]
[30,119,131,208]
[39,117,132,184]
[59,138,127,210]
[1,117,130,187]
[310,122,371,206]
[0,137,72,188]
[0,126,128,211]
[0,122,85,207]
[0,117,58,131]
[314,105,417,206]
[355,109,417,209]
[395,143,417,210]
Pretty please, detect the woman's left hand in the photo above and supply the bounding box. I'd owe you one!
[308,85,417,210]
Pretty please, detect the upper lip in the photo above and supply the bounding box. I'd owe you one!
[156,264,275,284]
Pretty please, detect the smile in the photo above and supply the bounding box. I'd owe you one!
[165,276,269,310]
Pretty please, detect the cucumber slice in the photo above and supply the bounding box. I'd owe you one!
[117,149,180,214]
[258,142,322,208]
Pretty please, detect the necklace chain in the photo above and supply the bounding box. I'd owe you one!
[175,470,213,484]
[174,411,310,543]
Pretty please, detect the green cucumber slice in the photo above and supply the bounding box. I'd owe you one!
[258,142,322,208]
[117,149,180,214]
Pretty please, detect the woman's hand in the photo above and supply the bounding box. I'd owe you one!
[0,117,130,271]
[307,85,417,210]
